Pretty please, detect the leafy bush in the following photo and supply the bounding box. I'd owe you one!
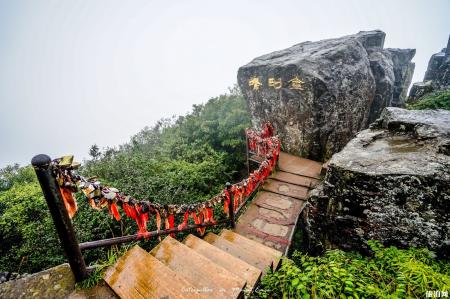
[0,88,252,273]
[407,90,450,110]
[256,241,450,298]
[0,176,65,272]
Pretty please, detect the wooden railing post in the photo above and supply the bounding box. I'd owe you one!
[31,154,88,282]
[226,182,235,229]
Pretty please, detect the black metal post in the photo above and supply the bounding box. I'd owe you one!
[226,182,235,229]
[31,154,88,282]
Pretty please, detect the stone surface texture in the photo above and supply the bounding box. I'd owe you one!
[238,30,415,161]
[408,35,450,103]
[303,107,450,257]
[0,263,117,299]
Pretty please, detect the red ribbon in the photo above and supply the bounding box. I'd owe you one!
[110,202,121,221]
[59,187,77,219]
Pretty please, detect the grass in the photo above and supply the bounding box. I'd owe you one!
[407,90,450,110]
[75,244,133,290]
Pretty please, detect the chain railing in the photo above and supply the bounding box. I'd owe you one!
[31,123,280,281]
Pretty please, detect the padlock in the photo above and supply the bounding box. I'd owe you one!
[59,155,74,167]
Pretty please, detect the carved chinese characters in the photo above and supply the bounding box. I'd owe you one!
[248,76,305,91]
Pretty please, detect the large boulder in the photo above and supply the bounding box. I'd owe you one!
[409,35,450,103]
[238,30,415,161]
[302,107,450,257]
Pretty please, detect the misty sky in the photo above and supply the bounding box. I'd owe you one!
[1,0,449,168]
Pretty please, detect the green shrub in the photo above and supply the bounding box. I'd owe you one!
[256,241,450,298]
[407,90,450,110]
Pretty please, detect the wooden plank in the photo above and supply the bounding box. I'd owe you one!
[150,236,245,299]
[104,245,199,299]
[221,229,282,258]
[278,152,322,178]
[183,234,261,292]
[203,233,272,273]
[220,230,282,269]
[262,179,309,200]
[271,171,319,188]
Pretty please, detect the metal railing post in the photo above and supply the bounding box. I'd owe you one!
[31,154,88,282]
[226,182,235,229]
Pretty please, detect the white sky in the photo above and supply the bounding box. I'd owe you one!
[0,0,449,167]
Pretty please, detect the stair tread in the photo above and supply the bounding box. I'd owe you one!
[150,236,246,299]
[278,152,322,178]
[221,229,283,257]
[203,232,273,273]
[183,234,261,292]
[104,245,201,299]
[262,179,309,200]
[271,171,319,188]
[220,229,283,269]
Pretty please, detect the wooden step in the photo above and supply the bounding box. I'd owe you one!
[278,152,322,178]
[150,236,246,298]
[271,171,319,188]
[203,232,272,273]
[262,179,309,200]
[220,229,283,269]
[183,234,261,292]
[104,245,201,299]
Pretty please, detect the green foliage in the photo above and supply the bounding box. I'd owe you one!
[0,88,252,274]
[0,179,64,272]
[83,90,251,205]
[0,164,36,191]
[256,241,450,298]
[76,245,132,290]
[407,90,450,110]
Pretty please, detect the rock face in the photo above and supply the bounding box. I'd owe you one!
[387,49,416,107]
[238,30,415,161]
[409,35,450,103]
[302,107,450,257]
[0,263,117,299]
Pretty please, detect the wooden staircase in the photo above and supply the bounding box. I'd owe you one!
[235,152,322,254]
[103,152,322,298]
[104,229,282,298]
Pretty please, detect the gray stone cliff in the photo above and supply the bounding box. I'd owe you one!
[238,30,415,161]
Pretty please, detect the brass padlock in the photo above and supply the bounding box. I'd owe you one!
[59,155,74,167]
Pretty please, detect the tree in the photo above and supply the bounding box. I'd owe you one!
[89,144,101,160]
